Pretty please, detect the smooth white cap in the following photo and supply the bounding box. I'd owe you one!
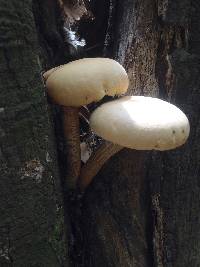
[45,58,129,107]
[90,96,190,151]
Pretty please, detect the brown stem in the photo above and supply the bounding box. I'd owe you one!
[78,142,123,191]
[63,106,81,189]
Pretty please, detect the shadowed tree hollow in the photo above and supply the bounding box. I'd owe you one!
[0,0,199,266]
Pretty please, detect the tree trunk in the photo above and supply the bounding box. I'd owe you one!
[76,0,200,266]
[0,1,68,266]
[148,1,200,266]
[1,0,199,267]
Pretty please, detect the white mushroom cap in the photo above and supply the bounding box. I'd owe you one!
[90,96,190,151]
[45,58,129,107]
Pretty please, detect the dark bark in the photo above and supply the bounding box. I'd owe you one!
[149,1,200,266]
[80,150,153,267]
[75,0,200,267]
[0,1,68,266]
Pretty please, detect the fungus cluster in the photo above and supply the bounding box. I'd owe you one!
[44,58,190,191]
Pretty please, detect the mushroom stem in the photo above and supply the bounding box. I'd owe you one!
[78,142,123,191]
[63,106,81,189]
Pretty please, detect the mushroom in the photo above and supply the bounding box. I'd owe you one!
[79,96,190,190]
[44,58,129,189]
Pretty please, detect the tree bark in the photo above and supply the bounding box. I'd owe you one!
[148,1,200,266]
[76,0,200,266]
[80,150,153,267]
[0,1,68,266]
